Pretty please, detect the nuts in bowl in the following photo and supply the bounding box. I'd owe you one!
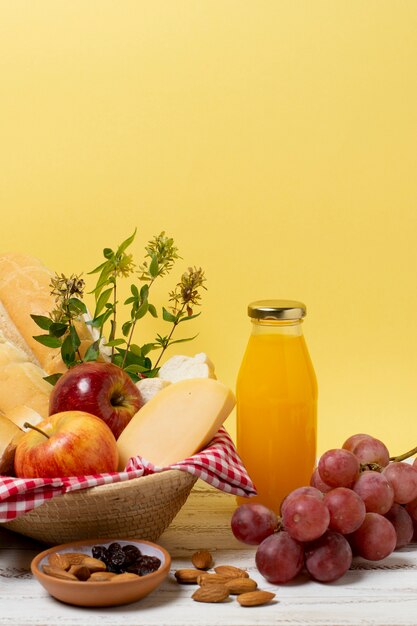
[31,538,171,607]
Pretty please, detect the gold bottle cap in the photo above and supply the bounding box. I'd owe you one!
[248,300,306,320]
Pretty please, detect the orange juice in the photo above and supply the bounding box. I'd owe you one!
[236,300,317,513]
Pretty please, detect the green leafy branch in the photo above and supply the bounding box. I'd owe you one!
[31,229,206,384]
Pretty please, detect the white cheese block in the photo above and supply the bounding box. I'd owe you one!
[158,352,216,383]
[136,377,171,404]
[117,378,235,469]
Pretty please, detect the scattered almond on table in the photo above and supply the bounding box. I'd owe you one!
[174,550,276,607]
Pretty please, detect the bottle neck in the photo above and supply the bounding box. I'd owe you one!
[250,318,304,336]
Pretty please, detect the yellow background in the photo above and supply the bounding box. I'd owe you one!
[1,1,417,456]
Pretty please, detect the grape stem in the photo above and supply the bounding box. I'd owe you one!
[389,445,417,463]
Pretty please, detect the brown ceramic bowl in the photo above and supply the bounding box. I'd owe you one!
[31,538,171,607]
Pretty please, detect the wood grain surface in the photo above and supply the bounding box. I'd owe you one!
[1,480,416,625]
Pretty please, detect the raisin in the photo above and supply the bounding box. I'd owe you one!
[107,547,127,573]
[92,545,109,565]
[108,542,122,554]
[126,555,161,576]
[122,545,142,565]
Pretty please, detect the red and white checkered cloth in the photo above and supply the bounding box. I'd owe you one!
[0,427,256,522]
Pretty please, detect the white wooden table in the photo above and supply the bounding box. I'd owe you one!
[1,480,417,626]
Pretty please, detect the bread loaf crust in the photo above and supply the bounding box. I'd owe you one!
[0,253,96,374]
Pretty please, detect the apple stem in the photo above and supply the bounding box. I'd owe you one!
[23,422,50,439]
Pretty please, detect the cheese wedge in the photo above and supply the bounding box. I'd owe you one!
[117,378,235,469]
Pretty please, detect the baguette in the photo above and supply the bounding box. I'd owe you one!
[0,331,50,417]
[0,253,100,374]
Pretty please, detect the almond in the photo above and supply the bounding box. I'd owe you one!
[112,573,140,582]
[88,572,117,582]
[174,568,201,584]
[192,584,230,603]
[237,590,276,607]
[63,552,88,566]
[214,565,249,579]
[191,550,213,570]
[68,564,91,581]
[42,565,78,581]
[48,553,70,571]
[197,573,228,586]
[81,557,107,573]
[225,577,258,595]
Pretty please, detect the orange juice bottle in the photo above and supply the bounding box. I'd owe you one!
[236,300,317,513]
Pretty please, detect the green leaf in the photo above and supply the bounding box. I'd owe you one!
[94,287,113,317]
[129,344,143,357]
[117,228,137,255]
[135,301,148,320]
[130,284,139,298]
[31,314,52,331]
[177,311,201,323]
[105,338,126,348]
[86,308,112,328]
[43,373,63,386]
[61,334,76,365]
[87,259,108,275]
[90,264,113,297]
[103,247,114,259]
[109,319,116,342]
[83,341,100,362]
[162,307,177,323]
[140,284,149,300]
[143,367,160,378]
[168,334,199,346]
[48,322,68,338]
[141,342,156,356]
[148,303,158,318]
[123,363,147,374]
[149,253,159,278]
[122,320,133,337]
[33,334,62,348]
[67,298,87,315]
[124,296,135,305]
[69,325,81,351]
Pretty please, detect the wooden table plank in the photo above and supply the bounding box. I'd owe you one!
[0,481,417,625]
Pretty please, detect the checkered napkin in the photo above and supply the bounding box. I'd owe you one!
[0,427,256,522]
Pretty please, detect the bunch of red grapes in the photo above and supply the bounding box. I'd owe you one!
[231,433,417,584]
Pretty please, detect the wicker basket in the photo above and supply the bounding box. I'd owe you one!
[4,470,197,545]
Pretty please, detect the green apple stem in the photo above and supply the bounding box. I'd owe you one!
[23,422,50,439]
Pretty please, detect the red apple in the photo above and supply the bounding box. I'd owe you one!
[49,362,143,439]
[14,411,119,478]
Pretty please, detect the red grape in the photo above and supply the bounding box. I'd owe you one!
[282,494,330,542]
[231,503,278,545]
[324,487,366,534]
[385,503,414,549]
[351,512,396,560]
[318,449,360,488]
[281,486,323,515]
[347,436,390,468]
[352,470,394,514]
[255,531,304,583]
[342,433,370,451]
[310,467,332,493]
[382,462,417,504]
[406,496,417,522]
[305,531,352,582]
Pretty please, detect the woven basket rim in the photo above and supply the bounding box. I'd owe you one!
[63,468,195,498]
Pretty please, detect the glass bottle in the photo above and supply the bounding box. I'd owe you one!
[236,300,317,512]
